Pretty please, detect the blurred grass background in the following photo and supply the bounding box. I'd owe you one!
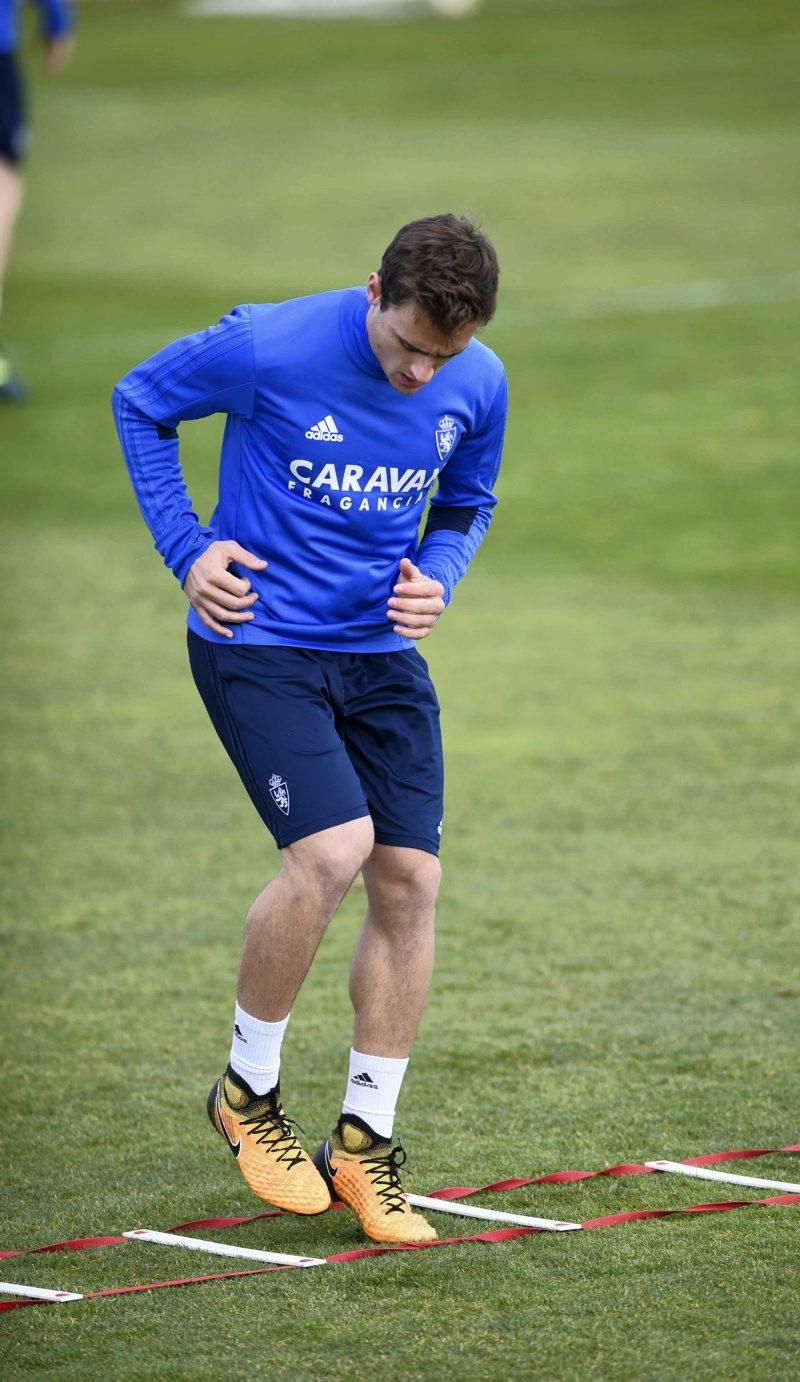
[1,0,799,1375]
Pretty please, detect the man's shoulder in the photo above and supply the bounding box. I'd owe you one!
[463,334,505,384]
[245,287,351,329]
[441,334,506,423]
[242,289,353,363]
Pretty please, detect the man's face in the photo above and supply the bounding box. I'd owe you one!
[365,272,475,395]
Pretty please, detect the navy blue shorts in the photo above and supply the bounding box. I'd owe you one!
[188,631,444,856]
[0,55,27,166]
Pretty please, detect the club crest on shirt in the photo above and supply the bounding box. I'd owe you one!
[435,414,458,462]
[269,773,290,815]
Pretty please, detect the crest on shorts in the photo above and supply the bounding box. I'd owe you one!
[435,414,458,462]
[269,773,290,816]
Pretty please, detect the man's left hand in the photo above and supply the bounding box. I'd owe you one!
[387,558,445,640]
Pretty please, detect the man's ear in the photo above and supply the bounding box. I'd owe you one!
[366,271,382,307]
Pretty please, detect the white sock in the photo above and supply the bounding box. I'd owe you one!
[229,1003,289,1096]
[341,1048,409,1140]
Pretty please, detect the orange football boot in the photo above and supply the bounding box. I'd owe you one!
[208,1066,331,1215]
[313,1114,436,1243]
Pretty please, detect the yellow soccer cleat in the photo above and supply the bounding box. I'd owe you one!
[207,1066,331,1215]
[313,1115,437,1243]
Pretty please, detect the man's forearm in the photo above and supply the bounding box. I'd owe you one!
[415,505,493,606]
[112,387,214,584]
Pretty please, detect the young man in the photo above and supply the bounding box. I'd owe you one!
[113,214,507,1243]
[0,0,75,400]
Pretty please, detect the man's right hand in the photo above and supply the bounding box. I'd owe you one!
[183,541,268,639]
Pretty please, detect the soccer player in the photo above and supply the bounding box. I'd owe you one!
[0,0,75,401]
[113,214,507,1243]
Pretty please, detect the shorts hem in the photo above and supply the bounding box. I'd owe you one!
[276,804,372,849]
[372,830,441,858]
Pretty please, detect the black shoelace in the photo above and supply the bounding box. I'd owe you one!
[361,1144,409,1216]
[241,1105,307,1171]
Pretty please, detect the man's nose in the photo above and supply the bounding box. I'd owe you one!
[409,356,436,383]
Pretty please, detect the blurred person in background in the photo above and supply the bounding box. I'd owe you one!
[114,214,507,1244]
[0,0,74,402]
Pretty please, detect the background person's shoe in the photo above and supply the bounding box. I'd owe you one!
[0,351,27,402]
[314,1113,437,1243]
[208,1065,331,1215]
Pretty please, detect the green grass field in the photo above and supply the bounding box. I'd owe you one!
[1,0,799,1374]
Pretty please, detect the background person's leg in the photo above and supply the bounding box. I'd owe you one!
[0,158,24,399]
[0,157,23,290]
[0,48,28,398]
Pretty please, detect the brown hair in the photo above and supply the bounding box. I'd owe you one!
[378,214,499,335]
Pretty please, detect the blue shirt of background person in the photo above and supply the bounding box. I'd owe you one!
[0,0,74,54]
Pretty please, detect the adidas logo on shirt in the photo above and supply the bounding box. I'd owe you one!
[305,414,344,442]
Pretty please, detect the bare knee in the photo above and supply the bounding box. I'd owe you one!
[282,817,375,911]
[365,846,442,915]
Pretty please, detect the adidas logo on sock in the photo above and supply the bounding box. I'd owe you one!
[350,1071,378,1089]
[305,414,343,442]
[233,1023,247,1043]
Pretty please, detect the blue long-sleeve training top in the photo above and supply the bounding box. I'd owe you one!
[113,286,507,653]
[0,0,74,52]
